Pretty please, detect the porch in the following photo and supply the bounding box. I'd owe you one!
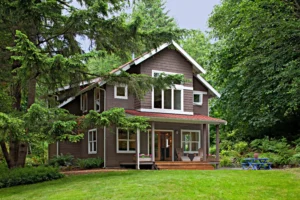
[124,110,227,170]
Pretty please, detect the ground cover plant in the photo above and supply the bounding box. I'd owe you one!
[0,169,299,199]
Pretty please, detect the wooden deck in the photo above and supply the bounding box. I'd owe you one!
[155,161,215,170]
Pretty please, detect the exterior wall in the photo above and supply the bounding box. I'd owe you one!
[193,76,209,116]
[48,128,104,160]
[105,85,135,110]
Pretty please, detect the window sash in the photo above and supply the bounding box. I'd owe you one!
[114,85,128,99]
[81,93,88,112]
[153,88,182,111]
[88,129,97,154]
[181,131,200,153]
[117,128,136,153]
[94,89,101,111]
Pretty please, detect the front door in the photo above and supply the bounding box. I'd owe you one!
[150,131,173,161]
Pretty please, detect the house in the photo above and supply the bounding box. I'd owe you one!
[48,41,227,170]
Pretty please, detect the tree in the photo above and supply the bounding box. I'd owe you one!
[208,0,300,141]
[0,0,186,168]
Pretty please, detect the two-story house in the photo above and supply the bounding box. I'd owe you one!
[49,41,227,170]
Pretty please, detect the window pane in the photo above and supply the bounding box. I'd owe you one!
[194,94,200,103]
[154,88,162,108]
[129,141,136,151]
[118,141,127,151]
[93,142,97,151]
[117,87,125,96]
[164,89,172,109]
[93,131,96,141]
[191,132,199,141]
[191,142,199,151]
[154,72,160,78]
[118,129,127,139]
[174,90,181,110]
[182,142,190,152]
[90,143,93,152]
[182,132,190,142]
[129,131,136,140]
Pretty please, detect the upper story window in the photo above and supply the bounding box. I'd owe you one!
[94,88,101,112]
[81,93,88,113]
[181,130,201,153]
[117,128,136,153]
[88,129,97,154]
[193,91,207,106]
[152,70,183,112]
[114,85,128,99]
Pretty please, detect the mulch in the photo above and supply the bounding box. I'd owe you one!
[61,168,128,175]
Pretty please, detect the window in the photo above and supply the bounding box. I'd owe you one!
[193,91,206,106]
[114,85,128,99]
[88,129,97,154]
[81,93,88,112]
[152,70,183,111]
[94,88,101,112]
[181,130,201,153]
[117,128,136,153]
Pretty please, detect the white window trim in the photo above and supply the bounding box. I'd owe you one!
[94,88,101,112]
[88,129,97,154]
[181,130,201,154]
[80,93,88,113]
[116,128,136,153]
[114,85,128,99]
[193,91,207,106]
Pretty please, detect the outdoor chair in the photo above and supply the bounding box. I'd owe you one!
[176,148,191,161]
[192,148,203,161]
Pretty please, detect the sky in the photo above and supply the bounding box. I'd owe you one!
[165,0,220,31]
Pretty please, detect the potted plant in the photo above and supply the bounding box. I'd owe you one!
[133,154,152,162]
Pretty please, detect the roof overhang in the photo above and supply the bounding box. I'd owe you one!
[125,110,227,125]
[196,74,221,98]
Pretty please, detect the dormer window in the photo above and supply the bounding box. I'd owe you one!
[193,91,207,106]
[94,88,101,112]
[81,93,88,113]
[114,85,128,99]
[152,70,183,112]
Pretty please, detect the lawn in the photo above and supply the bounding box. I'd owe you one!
[0,169,299,200]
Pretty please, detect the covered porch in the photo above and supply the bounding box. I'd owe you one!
[125,110,227,170]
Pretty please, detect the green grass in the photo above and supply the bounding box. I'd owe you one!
[0,169,300,200]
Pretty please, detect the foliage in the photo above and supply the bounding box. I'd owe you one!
[208,0,300,140]
[0,166,63,188]
[219,156,233,167]
[49,154,75,167]
[76,158,103,169]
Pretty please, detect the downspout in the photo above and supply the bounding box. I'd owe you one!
[98,88,106,168]
[56,141,59,157]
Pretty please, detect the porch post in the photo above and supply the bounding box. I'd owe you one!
[216,125,220,168]
[136,128,140,170]
[151,122,155,162]
[203,124,207,161]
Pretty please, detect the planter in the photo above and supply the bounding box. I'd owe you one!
[133,157,152,162]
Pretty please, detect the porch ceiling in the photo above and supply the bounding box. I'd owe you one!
[125,110,227,125]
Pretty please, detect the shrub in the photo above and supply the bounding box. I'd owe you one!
[49,153,74,167]
[0,166,64,188]
[76,158,103,169]
[220,156,233,167]
[234,141,248,154]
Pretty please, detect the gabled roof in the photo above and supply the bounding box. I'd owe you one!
[125,110,227,125]
[58,41,220,108]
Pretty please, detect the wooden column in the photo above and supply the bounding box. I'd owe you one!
[151,122,155,162]
[203,124,207,161]
[136,128,140,170]
[216,125,220,165]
